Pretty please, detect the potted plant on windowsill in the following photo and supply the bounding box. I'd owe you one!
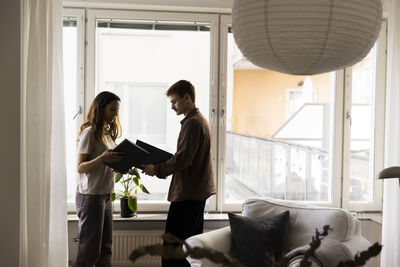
[111,168,150,218]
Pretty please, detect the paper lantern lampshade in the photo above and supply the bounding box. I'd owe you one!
[232,0,382,75]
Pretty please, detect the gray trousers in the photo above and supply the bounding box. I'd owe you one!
[75,193,113,267]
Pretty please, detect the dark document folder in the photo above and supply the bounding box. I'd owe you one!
[136,139,173,165]
[104,139,150,173]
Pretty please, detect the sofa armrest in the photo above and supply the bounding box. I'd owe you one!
[285,238,354,267]
[342,219,371,255]
[185,226,231,267]
[342,235,371,256]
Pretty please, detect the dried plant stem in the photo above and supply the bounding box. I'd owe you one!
[129,233,245,267]
[337,242,382,267]
[299,225,331,267]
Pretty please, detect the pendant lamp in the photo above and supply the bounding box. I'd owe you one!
[232,0,382,75]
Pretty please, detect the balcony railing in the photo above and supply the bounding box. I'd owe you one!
[225,131,330,202]
[225,131,371,203]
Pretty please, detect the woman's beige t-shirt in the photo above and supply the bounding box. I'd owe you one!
[77,126,116,194]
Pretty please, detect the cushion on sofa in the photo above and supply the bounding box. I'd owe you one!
[242,198,355,248]
[228,210,290,267]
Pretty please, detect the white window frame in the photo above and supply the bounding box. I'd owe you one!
[342,20,387,212]
[218,15,385,212]
[218,15,344,211]
[63,8,85,212]
[86,9,219,212]
[62,7,386,213]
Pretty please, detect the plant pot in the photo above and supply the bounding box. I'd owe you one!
[120,197,136,218]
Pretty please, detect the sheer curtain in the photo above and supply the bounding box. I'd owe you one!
[381,0,400,266]
[21,0,67,266]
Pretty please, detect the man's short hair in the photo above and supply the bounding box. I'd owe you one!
[166,80,196,103]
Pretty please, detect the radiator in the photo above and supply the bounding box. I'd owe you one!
[112,230,164,267]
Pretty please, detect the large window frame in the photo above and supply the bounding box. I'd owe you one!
[85,9,219,212]
[64,7,387,213]
[63,8,85,212]
[341,21,387,212]
[218,15,345,211]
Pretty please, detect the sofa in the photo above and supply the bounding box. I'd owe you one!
[185,197,371,267]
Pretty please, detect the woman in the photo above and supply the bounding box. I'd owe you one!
[75,91,124,267]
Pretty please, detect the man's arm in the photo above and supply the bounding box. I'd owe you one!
[148,120,202,178]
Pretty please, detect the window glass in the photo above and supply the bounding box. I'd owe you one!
[62,10,384,211]
[63,17,78,203]
[224,28,335,203]
[95,19,211,202]
[349,45,377,202]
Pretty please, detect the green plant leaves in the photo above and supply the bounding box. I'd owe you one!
[133,168,140,177]
[123,189,131,196]
[132,176,140,186]
[121,177,132,184]
[140,184,150,194]
[114,168,149,202]
[128,168,140,177]
[128,197,137,212]
[115,172,123,183]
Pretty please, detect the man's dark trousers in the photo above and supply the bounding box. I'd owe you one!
[162,200,206,267]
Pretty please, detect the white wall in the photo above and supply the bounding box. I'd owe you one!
[0,0,20,266]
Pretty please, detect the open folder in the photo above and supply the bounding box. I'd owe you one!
[104,138,173,173]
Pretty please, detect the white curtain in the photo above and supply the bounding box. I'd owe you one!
[21,0,68,266]
[381,0,400,266]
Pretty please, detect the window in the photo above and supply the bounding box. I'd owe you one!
[86,10,218,210]
[63,9,85,208]
[63,8,386,212]
[105,83,167,144]
[342,22,387,211]
[286,80,317,119]
[222,23,336,207]
[218,15,386,211]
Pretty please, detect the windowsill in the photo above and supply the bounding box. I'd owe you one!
[354,212,382,224]
[67,212,381,232]
[68,211,382,223]
[67,212,231,230]
[67,212,230,222]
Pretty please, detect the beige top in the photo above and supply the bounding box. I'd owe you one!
[77,126,116,194]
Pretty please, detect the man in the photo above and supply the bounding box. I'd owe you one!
[142,80,216,267]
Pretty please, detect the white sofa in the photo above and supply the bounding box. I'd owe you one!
[185,197,371,267]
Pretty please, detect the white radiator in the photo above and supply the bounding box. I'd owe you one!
[112,230,164,267]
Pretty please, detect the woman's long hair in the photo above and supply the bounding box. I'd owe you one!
[78,91,122,144]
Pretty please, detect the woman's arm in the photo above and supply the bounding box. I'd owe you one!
[77,150,123,173]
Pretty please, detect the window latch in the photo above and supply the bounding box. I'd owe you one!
[346,111,352,126]
[73,106,82,120]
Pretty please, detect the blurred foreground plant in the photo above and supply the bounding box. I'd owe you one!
[129,225,382,267]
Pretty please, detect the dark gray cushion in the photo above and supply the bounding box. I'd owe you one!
[228,211,290,267]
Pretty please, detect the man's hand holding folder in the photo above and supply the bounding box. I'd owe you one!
[142,164,156,176]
